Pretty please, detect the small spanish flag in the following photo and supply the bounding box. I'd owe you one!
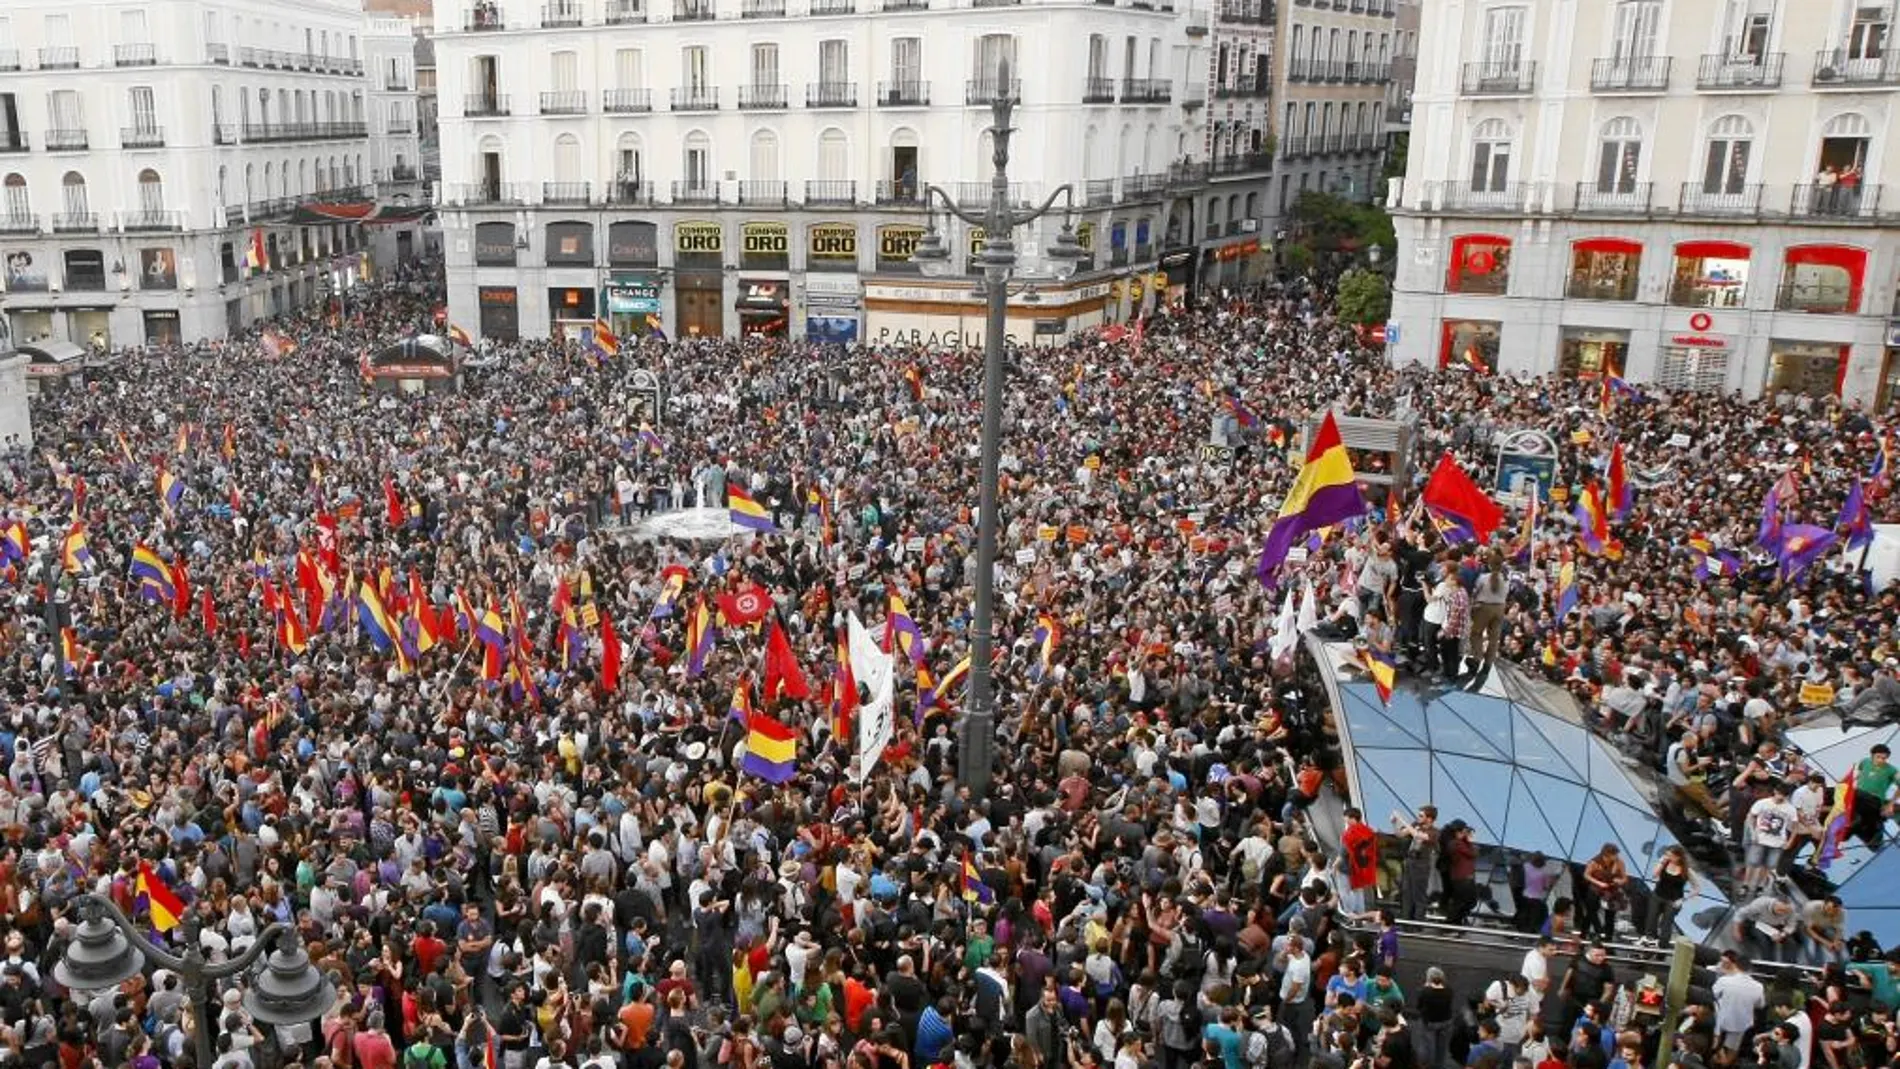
[135,860,186,931]
[961,850,994,904]
[1361,645,1397,705]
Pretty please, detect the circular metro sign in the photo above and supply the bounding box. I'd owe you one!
[1688,312,1713,332]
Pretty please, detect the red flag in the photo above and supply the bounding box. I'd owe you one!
[170,560,192,620]
[717,583,772,627]
[762,619,811,703]
[261,579,280,615]
[601,612,624,695]
[314,512,341,573]
[1419,451,1505,544]
[831,626,858,743]
[200,589,219,635]
[236,629,250,660]
[384,475,407,527]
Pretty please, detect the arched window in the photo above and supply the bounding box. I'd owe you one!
[1596,117,1642,194]
[137,168,163,213]
[554,133,582,181]
[2,174,26,221]
[1470,118,1512,192]
[683,130,712,191]
[818,128,848,181]
[60,171,87,219]
[749,129,779,180]
[1824,112,1871,138]
[1701,114,1754,195]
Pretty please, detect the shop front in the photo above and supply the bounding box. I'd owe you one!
[805,273,861,343]
[1159,247,1196,305]
[478,286,519,341]
[1439,318,1501,373]
[603,273,664,339]
[1768,340,1848,399]
[1558,326,1630,379]
[142,309,181,346]
[547,285,597,341]
[864,278,1113,346]
[737,279,790,337]
[7,308,55,346]
[807,222,860,276]
[67,308,112,350]
[674,220,726,338]
[1670,241,1749,308]
[1207,236,1261,292]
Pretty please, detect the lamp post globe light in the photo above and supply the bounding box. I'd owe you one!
[910,58,1088,800]
[56,893,337,1069]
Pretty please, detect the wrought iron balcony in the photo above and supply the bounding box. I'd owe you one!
[672,181,721,205]
[804,180,856,205]
[1696,52,1783,90]
[540,91,589,114]
[605,89,653,112]
[738,180,787,205]
[1085,178,1115,206]
[449,182,527,205]
[45,129,89,151]
[1678,182,1762,216]
[121,127,165,149]
[1790,183,1880,219]
[51,212,99,232]
[674,0,716,19]
[966,78,1021,104]
[465,95,510,116]
[607,179,654,204]
[1590,55,1671,92]
[879,80,929,106]
[806,82,856,107]
[671,86,720,110]
[39,47,79,70]
[1084,77,1117,103]
[0,49,19,71]
[811,0,856,11]
[1813,48,1900,87]
[121,209,183,231]
[542,181,593,204]
[743,0,787,15]
[875,179,923,205]
[1460,61,1536,96]
[542,3,583,25]
[0,132,26,153]
[738,84,788,109]
[114,44,158,67]
[0,214,37,234]
[605,0,647,21]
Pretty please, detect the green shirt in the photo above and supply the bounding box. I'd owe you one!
[1849,962,1900,1011]
[1857,757,1899,802]
[963,935,995,973]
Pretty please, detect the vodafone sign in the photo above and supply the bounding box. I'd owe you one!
[1670,311,1727,349]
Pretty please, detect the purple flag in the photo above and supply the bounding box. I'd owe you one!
[1778,524,1838,583]
[1756,480,1785,552]
[1839,478,1873,553]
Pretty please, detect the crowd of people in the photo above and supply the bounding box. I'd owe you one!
[0,255,1898,1069]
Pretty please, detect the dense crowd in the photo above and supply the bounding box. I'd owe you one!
[1,257,1899,1069]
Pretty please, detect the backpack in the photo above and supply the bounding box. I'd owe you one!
[1248,1024,1294,1069]
[404,1044,438,1069]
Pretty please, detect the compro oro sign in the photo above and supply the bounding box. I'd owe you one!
[741,222,789,270]
[807,223,859,268]
[877,224,925,273]
[674,221,724,268]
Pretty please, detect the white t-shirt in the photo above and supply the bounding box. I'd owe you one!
[1747,798,1799,849]
[1280,954,1311,1002]
[1520,948,1549,990]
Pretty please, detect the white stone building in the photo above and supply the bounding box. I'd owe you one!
[431,0,1235,343]
[1389,0,1900,409]
[1270,0,1397,220]
[0,0,420,347]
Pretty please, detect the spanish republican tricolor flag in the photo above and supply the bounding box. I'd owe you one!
[739,712,798,784]
[136,860,185,931]
[1255,411,1368,586]
[727,483,777,532]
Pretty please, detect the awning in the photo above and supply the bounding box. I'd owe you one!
[19,341,86,366]
[289,202,434,226]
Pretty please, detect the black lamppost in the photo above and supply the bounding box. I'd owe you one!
[906,58,1088,799]
[56,894,336,1069]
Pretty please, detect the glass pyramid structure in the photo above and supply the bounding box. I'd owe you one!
[1313,641,1732,941]
[1783,720,1900,946]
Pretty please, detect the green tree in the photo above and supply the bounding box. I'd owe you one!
[1279,242,1316,276]
[1335,268,1391,326]
[1289,191,1396,255]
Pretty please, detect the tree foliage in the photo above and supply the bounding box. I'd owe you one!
[1335,268,1391,327]
[1289,191,1396,254]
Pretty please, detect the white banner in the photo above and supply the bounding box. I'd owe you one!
[846,611,896,782]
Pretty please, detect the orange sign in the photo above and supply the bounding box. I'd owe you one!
[1066,525,1089,545]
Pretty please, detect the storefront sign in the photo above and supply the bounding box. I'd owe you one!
[876,224,925,272]
[607,221,659,267]
[675,221,724,253]
[605,281,662,313]
[1494,429,1559,502]
[546,221,594,265]
[1076,222,1095,251]
[1214,238,1260,262]
[741,222,789,270]
[874,325,983,346]
[737,279,788,311]
[473,223,517,266]
[808,223,858,265]
[478,287,517,306]
[1669,334,1727,348]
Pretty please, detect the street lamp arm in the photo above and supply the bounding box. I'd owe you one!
[74,894,189,974]
[203,923,298,982]
[1009,183,1078,228]
[918,185,990,229]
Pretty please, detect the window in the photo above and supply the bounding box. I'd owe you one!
[684,132,711,189]
[1568,239,1641,301]
[1778,245,1867,313]
[554,133,582,181]
[61,171,87,217]
[1447,234,1512,295]
[1290,26,1303,63]
[614,48,643,88]
[129,87,157,134]
[551,50,578,91]
[819,128,848,179]
[751,43,779,87]
[974,33,1016,83]
[48,90,82,132]
[1670,241,1750,307]
[892,38,921,84]
[1089,35,1108,80]
[683,46,709,91]
[1481,6,1525,71]
[1470,118,1511,192]
[3,174,26,220]
[1596,117,1641,193]
[1720,0,1772,59]
[750,129,778,178]
[1701,115,1753,194]
[819,40,848,84]
[1849,5,1891,58]
[43,14,70,47]
[616,134,643,183]
[137,168,162,211]
[1610,0,1659,61]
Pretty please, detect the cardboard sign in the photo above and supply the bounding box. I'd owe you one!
[1799,682,1836,707]
[1570,430,1593,445]
[906,536,925,552]
[848,563,867,581]
[1066,525,1088,545]
[1037,525,1059,542]
[1014,547,1037,565]
[1084,455,1102,470]
[1667,433,1692,448]
[580,604,600,628]
[1214,594,1234,614]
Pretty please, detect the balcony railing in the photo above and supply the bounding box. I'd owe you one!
[1441,182,1529,212]
[214,123,239,144]
[882,0,929,9]
[39,47,79,70]
[806,82,856,107]
[1124,173,1167,197]
[114,43,158,67]
[743,0,787,15]
[387,121,416,134]
[879,80,929,105]
[875,179,924,205]
[674,0,716,19]
[671,86,720,110]
[0,214,36,234]
[1590,55,1671,92]
[812,0,857,9]
[1182,82,1208,107]
[1572,182,1653,214]
[0,133,25,153]
[1790,183,1880,219]
[804,180,856,205]
[1815,49,1900,87]
[1211,151,1272,176]
[121,127,165,149]
[240,122,369,141]
[464,94,511,116]
[605,88,653,112]
[542,3,584,26]
[1697,52,1784,90]
[1678,182,1762,216]
[120,209,183,231]
[672,181,721,204]
[0,49,19,71]
[51,212,99,232]
[1085,178,1115,206]
[966,79,1021,104]
[463,7,508,29]
[205,43,229,64]
[381,166,421,182]
[607,179,654,204]
[1186,9,1209,35]
[45,129,88,151]
[738,180,787,205]
[1167,161,1208,187]
[540,91,589,114]
[1280,136,1307,159]
[605,0,647,22]
[1084,77,1117,103]
[1460,61,1536,96]
[450,182,527,205]
[739,84,788,109]
[1122,78,1172,103]
[1778,280,1857,314]
[385,78,411,91]
[543,181,593,204]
